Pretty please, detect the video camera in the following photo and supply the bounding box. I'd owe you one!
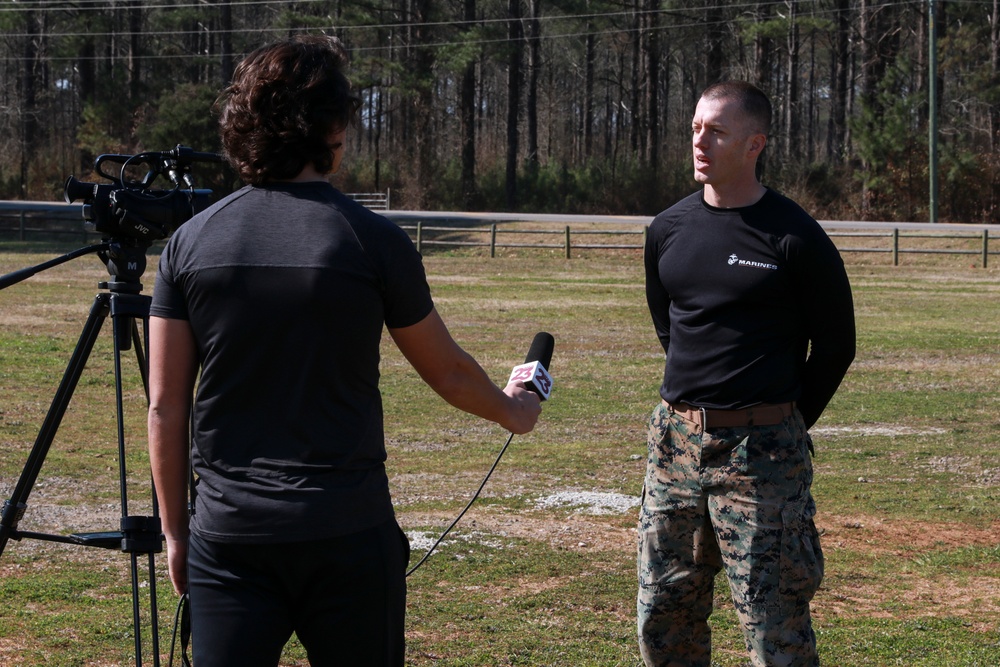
[64,145,223,243]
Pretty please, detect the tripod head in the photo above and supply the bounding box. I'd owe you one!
[97,238,153,294]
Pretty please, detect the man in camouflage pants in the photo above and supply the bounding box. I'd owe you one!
[639,81,855,666]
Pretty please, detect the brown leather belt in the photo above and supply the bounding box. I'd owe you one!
[663,400,794,429]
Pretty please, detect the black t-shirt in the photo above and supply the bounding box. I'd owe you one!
[644,188,855,428]
[151,182,434,543]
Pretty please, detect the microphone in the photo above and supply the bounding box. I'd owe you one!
[507,332,554,400]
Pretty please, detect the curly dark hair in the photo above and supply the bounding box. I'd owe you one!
[216,35,360,185]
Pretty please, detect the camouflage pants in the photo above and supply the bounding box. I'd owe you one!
[637,401,823,667]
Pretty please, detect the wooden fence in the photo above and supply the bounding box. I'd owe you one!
[1,201,997,267]
[398,220,999,267]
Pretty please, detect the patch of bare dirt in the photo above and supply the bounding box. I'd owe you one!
[816,573,1000,632]
[818,513,1000,556]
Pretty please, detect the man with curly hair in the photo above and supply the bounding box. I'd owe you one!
[147,35,541,667]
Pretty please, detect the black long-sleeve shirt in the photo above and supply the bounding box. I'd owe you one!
[644,189,856,428]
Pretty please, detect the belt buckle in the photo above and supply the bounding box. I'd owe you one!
[698,406,707,430]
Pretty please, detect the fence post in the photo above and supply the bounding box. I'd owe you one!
[565,225,571,259]
[983,229,989,269]
[19,211,26,241]
[490,224,497,258]
[416,221,423,254]
[892,228,899,266]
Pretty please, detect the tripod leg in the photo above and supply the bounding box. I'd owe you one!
[1,289,163,667]
[109,293,161,667]
[0,293,111,556]
[132,316,162,665]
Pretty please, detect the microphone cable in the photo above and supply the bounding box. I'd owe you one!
[405,431,515,578]
[406,331,552,578]
[168,593,193,667]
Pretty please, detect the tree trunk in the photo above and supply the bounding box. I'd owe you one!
[858,0,881,213]
[407,0,434,209]
[505,0,523,210]
[526,0,541,169]
[20,10,39,198]
[643,0,660,169]
[993,0,1000,152]
[629,2,640,152]
[77,17,97,172]
[826,0,850,162]
[991,0,1000,219]
[584,20,595,159]
[806,32,816,164]
[219,0,234,85]
[460,0,477,208]
[783,0,800,160]
[753,2,774,88]
[127,2,142,103]
[705,1,724,86]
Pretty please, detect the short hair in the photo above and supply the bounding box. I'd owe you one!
[216,35,360,185]
[700,81,772,136]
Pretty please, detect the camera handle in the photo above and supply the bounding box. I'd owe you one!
[0,243,109,290]
[0,276,164,667]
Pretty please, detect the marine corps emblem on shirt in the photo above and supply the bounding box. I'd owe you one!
[727,254,779,270]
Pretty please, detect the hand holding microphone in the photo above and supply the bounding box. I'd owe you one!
[502,332,554,434]
[508,332,554,400]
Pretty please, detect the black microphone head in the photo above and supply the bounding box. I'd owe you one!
[524,332,555,370]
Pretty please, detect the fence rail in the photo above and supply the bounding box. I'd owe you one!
[398,220,999,267]
[1,201,997,267]
[829,228,996,266]
[400,224,645,258]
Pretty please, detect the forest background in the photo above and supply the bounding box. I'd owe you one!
[1,0,999,223]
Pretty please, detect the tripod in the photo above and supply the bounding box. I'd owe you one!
[0,239,165,667]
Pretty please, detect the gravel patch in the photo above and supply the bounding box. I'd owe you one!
[533,490,640,515]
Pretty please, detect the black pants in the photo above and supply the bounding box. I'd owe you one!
[187,519,409,667]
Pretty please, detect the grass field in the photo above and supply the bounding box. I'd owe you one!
[0,240,998,666]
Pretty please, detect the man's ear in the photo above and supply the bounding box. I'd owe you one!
[748,133,767,158]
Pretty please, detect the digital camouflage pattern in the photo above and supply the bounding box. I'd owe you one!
[637,402,823,667]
